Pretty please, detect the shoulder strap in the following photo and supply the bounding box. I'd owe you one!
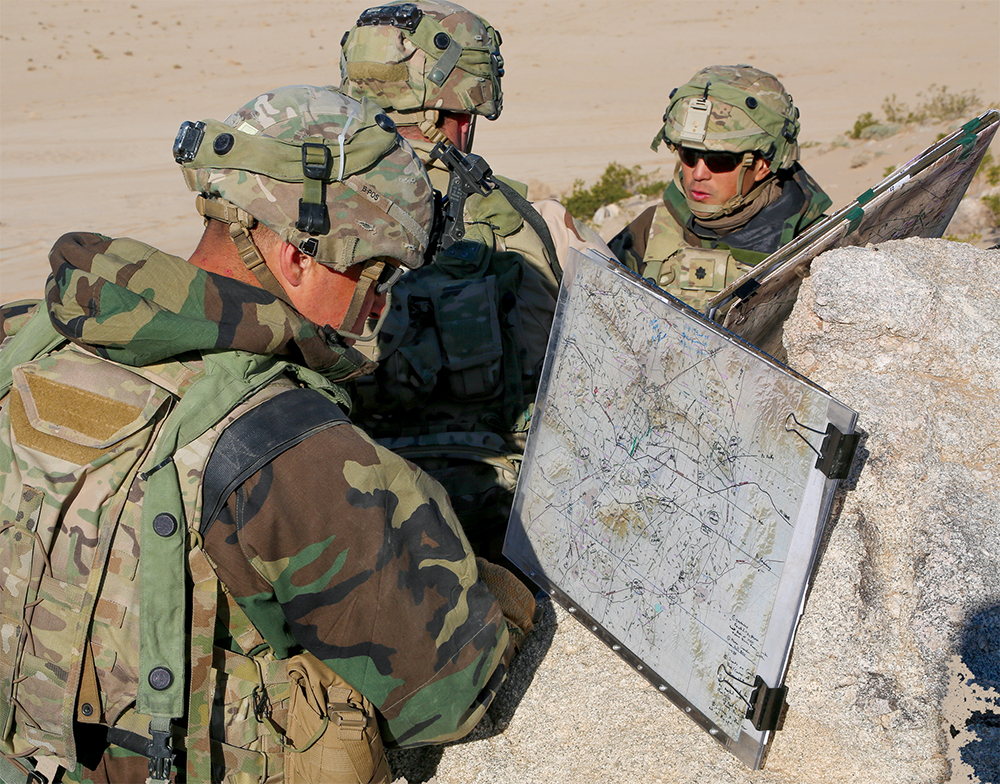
[0,307,66,396]
[490,177,562,284]
[200,387,350,537]
[430,141,563,283]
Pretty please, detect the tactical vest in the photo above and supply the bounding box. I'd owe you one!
[0,308,363,783]
[610,166,831,314]
[350,160,560,561]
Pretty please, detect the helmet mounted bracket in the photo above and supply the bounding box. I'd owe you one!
[679,96,712,145]
[298,141,331,235]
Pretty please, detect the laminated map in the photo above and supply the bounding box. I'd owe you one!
[504,249,857,768]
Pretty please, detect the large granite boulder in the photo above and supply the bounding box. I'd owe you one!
[389,238,1000,784]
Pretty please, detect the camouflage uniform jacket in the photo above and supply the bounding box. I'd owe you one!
[608,164,831,311]
[351,138,612,558]
[0,232,513,782]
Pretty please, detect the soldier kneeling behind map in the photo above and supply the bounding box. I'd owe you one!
[609,64,832,313]
[0,85,534,784]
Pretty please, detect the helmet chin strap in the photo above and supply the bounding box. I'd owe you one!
[392,109,475,150]
[681,152,768,220]
[198,194,394,339]
[333,259,397,342]
[386,108,451,145]
[197,195,293,305]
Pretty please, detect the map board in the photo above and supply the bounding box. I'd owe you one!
[503,249,857,769]
[706,108,999,352]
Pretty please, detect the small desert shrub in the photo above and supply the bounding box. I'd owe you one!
[847,85,983,139]
[977,152,1000,187]
[982,194,1000,227]
[944,232,983,244]
[564,163,667,221]
[883,85,982,124]
[847,112,879,140]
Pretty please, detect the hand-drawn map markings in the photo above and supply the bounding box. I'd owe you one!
[505,249,857,768]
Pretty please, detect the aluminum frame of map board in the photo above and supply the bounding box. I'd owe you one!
[705,108,999,350]
[504,249,858,769]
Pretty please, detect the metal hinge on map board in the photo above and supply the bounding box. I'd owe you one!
[815,424,860,480]
[745,676,788,732]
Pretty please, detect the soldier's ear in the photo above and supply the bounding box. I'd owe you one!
[274,241,311,289]
[751,156,772,182]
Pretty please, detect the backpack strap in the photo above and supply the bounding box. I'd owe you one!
[491,177,563,284]
[199,387,350,537]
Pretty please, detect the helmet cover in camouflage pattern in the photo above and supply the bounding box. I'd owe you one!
[176,85,434,271]
[340,1,504,120]
[652,64,801,170]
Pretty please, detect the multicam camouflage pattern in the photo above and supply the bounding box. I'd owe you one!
[652,64,801,171]
[180,86,434,272]
[341,0,504,120]
[1,232,513,781]
[608,165,832,313]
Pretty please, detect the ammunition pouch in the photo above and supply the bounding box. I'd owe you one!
[285,652,390,784]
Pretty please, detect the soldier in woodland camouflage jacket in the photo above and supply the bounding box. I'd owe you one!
[0,86,533,784]
[609,65,832,313]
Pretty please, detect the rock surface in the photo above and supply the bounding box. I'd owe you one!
[388,238,1000,784]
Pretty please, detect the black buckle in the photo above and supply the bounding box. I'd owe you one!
[26,773,48,784]
[374,262,404,295]
[252,685,272,721]
[744,676,788,732]
[173,120,206,164]
[147,727,176,781]
[297,200,328,234]
[357,3,423,33]
[782,117,797,141]
[491,50,505,79]
[301,142,331,181]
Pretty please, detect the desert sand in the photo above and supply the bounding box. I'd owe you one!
[2,0,998,303]
[1,2,999,782]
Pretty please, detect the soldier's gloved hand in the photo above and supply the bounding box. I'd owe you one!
[475,557,536,652]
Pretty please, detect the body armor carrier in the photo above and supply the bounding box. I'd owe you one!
[0,309,383,784]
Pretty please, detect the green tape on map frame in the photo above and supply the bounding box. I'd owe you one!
[845,205,866,235]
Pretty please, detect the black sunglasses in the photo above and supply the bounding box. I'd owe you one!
[677,147,745,173]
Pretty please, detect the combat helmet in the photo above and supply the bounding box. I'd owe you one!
[652,65,801,217]
[173,85,434,337]
[340,1,504,142]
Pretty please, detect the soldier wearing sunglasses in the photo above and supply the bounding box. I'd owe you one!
[609,65,832,313]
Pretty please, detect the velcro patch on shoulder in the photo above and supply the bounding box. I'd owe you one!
[9,386,120,465]
[10,350,172,464]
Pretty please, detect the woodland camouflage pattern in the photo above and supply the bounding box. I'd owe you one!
[0,232,513,782]
[341,0,504,119]
[181,86,434,272]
